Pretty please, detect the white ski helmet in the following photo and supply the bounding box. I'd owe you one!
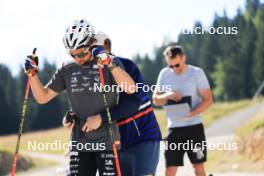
[63,19,95,50]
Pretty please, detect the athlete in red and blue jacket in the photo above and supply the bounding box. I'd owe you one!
[100,55,162,176]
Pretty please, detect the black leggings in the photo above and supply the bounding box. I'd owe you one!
[69,150,120,176]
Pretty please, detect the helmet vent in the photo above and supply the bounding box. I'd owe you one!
[66,38,70,48]
[79,35,88,45]
[72,39,77,48]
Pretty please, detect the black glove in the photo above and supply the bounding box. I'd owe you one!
[24,48,39,77]
[65,111,80,124]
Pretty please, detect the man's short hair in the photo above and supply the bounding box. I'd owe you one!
[163,45,184,59]
[104,38,111,52]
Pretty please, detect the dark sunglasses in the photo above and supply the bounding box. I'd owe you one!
[169,63,180,68]
[70,48,90,59]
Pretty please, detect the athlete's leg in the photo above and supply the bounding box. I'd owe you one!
[193,163,206,176]
[96,150,120,176]
[69,151,97,176]
[120,150,135,176]
[130,141,160,176]
[165,166,178,176]
[186,124,207,176]
[165,127,187,176]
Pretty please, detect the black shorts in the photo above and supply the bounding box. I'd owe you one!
[164,123,207,167]
[68,150,120,176]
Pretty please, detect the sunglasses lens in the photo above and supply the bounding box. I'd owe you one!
[169,63,180,68]
[77,53,85,58]
[71,49,89,59]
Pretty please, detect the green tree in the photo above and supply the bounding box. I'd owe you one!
[33,59,68,130]
[245,0,260,20]
[0,64,18,134]
[253,5,264,94]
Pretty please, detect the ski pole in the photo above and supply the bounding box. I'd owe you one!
[97,63,122,176]
[11,48,37,176]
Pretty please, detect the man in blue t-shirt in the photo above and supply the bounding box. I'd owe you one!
[153,45,213,176]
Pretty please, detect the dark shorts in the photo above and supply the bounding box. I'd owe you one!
[121,141,160,176]
[164,123,207,167]
[68,150,120,176]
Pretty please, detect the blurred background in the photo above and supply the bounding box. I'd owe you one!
[0,0,264,175]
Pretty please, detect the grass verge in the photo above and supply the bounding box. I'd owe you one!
[206,106,264,172]
[0,128,71,155]
[0,150,58,175]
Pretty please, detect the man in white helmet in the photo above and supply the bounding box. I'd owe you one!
[24,19,136,176]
